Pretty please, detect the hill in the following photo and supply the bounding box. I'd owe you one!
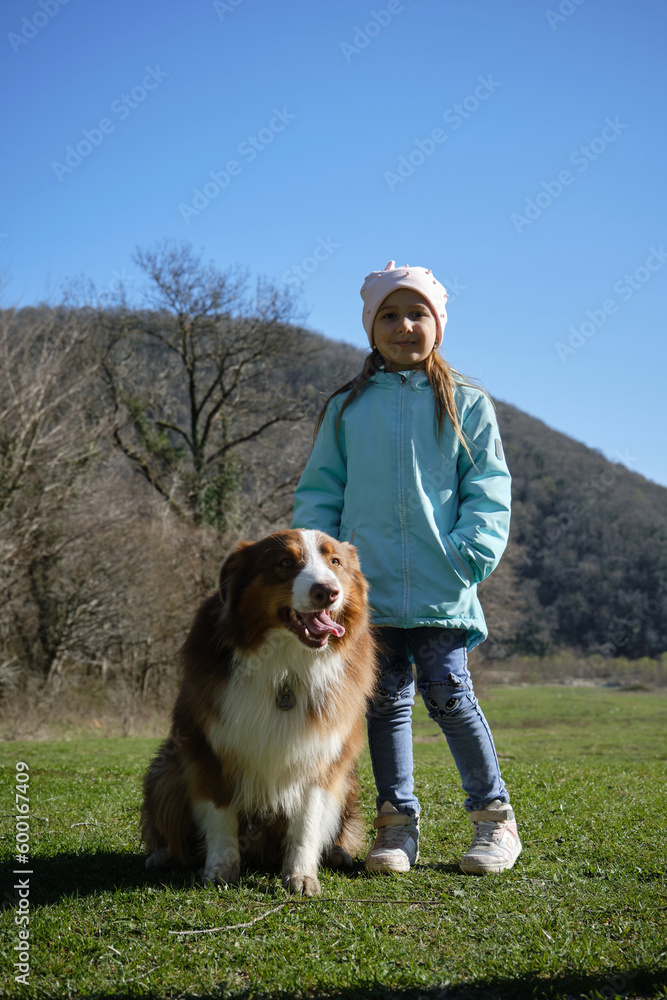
[1,291,665,721]
[493,399,667,660]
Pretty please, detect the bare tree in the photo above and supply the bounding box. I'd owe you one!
[0,305,101,687]
[96,240,313,531]
[0,306,96,518]
[0,302,217,714]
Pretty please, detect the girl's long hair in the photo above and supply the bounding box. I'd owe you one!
[313,347,478,459]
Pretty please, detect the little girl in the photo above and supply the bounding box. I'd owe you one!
[292,261,521,875]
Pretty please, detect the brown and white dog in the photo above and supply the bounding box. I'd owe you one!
[141,529,376,896]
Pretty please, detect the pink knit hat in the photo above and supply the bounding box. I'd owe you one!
[360,261,449,348]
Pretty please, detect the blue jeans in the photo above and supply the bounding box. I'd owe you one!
[366,627,508,815]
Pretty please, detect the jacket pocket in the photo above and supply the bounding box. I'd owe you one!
[443,535,473,587]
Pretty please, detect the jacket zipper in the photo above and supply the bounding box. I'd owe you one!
[397,374,410,621]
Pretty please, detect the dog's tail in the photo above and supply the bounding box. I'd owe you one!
[335,773,366,857]
[141,739,198,865]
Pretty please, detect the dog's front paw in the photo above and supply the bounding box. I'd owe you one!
[200,862,240,887]
[324,845,354,870]
[283,873,321,896]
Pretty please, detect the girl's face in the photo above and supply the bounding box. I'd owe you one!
[372,288,438,371]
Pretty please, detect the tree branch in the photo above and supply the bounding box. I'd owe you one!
[205,413,304,465]
[112,428,185,519]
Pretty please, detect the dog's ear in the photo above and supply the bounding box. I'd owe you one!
[219,540,254,605]
[338,540,361,572]
[337,540,368,598]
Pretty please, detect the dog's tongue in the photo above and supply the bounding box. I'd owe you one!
[302,610,345,638]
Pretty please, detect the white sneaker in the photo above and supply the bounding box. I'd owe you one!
[364,801,419,873]
[460,799,522,874]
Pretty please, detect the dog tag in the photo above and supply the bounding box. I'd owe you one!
[276,683,296,711]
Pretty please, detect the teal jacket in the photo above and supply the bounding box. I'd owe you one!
[292,370,511,649]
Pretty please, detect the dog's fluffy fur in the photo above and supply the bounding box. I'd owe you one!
[141,529,376,896]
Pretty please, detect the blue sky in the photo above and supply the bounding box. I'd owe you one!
[2,0,666,486]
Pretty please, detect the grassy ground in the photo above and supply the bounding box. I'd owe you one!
[1,686,666,1000]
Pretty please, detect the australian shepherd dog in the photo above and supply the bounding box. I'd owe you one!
[141,529,376,896]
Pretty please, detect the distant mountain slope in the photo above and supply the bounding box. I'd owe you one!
[2,299,665,717]
[491,400,667,658]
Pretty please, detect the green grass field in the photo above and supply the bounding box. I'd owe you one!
[1,686,666,1000]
